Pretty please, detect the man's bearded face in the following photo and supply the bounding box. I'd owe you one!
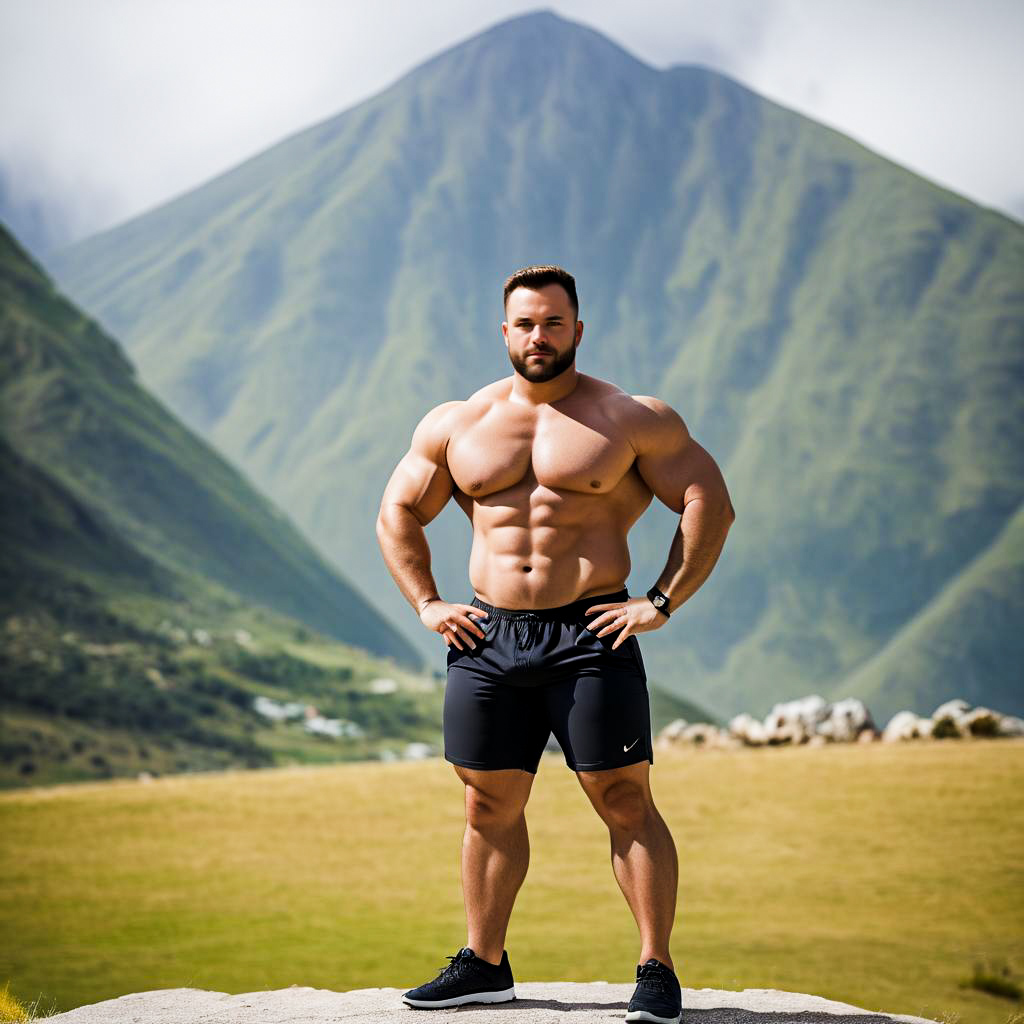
[502,284,581,384]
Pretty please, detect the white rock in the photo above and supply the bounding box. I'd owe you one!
[764,695,829,744]
[252,696,307,721]
[817,698,876,743]
[681,723,720,746]
[253,695,288,720]
[658,719,689,743]
[369,677,398,694]
[728,713,767,746]
[932,698,970,721]
[304,716,365,739]
[404,742,434,760]
[999,715,1024,737]
[881,710,932,742]
[932,698,970,719]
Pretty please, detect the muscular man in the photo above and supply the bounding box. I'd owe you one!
[377,265,734,1023]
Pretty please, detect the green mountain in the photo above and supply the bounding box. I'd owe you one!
[45,12,1024,723]
[837,501,1024,718]
[1,223,419,667]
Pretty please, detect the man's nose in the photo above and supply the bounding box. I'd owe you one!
[530,324,546,342]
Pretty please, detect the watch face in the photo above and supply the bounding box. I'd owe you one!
[652,594,666,607]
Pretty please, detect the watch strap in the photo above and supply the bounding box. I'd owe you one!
[646,586,671,618]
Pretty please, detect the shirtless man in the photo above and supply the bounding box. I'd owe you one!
[377,265,735,1023]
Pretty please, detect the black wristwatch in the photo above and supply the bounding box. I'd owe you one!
[646,586,671,618]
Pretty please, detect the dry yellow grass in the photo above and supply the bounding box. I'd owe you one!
[1,739,1022,1021]
[0,981,30,1022]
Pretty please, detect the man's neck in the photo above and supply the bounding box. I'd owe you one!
[509,367,580,406]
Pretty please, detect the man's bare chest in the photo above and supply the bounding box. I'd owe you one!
[447,409,636,497]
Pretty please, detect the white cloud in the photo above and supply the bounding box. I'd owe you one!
[732,0,1024,214]
[1,0,1020,251]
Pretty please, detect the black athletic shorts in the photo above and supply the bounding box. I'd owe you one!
[443,589,654,774]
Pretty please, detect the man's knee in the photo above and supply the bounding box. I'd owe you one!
[584,774,654,834]
[456,767,531,831]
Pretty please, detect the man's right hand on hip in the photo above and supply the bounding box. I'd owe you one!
[419,599,489,651]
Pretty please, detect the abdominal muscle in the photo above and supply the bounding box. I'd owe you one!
[462,480,649,610]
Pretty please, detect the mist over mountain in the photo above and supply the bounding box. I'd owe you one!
[0,164,72,260]
[46,11,1024,721]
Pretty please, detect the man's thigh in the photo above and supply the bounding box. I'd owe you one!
[443,668,551,773]
[544,668,654,772]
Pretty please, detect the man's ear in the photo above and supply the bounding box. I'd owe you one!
[575,319,584,347]
[501,321,510,348]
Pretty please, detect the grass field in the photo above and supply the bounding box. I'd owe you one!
[1,740,1022,1022]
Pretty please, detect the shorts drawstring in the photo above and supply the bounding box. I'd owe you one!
[513,612,541,667]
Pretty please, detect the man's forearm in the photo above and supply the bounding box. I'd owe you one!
[376,503,442,613]
[654,493,734,613]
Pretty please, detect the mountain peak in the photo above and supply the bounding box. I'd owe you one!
[409,7,654,89]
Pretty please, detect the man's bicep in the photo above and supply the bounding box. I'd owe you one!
[633,402,728,514]
[381,448,454,526]
[381,405,460,525]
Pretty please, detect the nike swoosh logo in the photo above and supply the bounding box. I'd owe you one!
[623,738,639,752]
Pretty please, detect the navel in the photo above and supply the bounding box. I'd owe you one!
[522,565,532,573]
[589,480,601,489]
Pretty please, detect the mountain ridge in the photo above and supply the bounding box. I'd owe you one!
[1,221,421,667]
[44,10,1024,722]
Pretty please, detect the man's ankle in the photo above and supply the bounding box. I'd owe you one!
[639,953,674,972]
[468,946,504,967]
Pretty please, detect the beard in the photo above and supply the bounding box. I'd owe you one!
[508,342,577,383]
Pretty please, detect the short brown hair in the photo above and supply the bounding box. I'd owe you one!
[503,265,578,317]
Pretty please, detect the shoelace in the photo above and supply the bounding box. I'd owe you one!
[437,949,475,981]
[636,962,670,993]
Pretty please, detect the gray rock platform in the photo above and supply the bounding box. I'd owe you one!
[44,981,939,1024]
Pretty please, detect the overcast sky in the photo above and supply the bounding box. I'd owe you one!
[1,0,1021,255]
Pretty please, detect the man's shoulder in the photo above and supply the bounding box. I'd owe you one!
[579,375,681,422]
[576,377,689,452]
[416,380,511,436]
[466,376,514,405]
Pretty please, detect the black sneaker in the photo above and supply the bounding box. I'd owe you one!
[402,947,516,1009]
[625,958,682,1024]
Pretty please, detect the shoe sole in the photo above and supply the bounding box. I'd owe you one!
[403,986,517,1009]
[625,1010,681,1024]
